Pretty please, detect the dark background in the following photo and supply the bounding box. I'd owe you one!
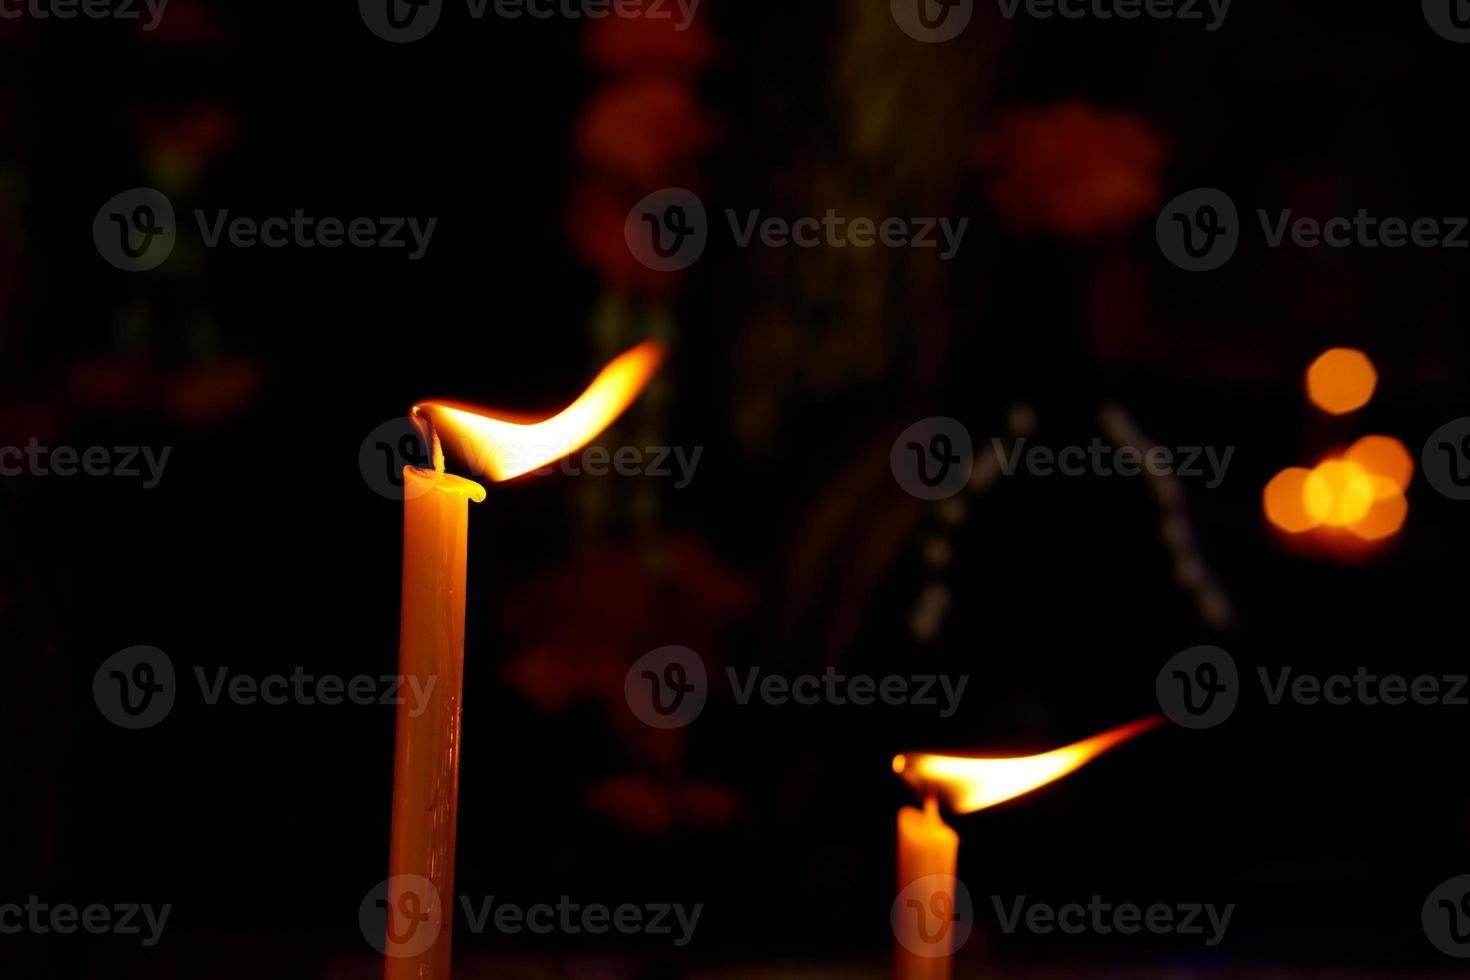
[3,0,1469,975]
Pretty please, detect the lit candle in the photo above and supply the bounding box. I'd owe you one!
[385,464,483,979]
[383,342,665,979]
[891,717,1164,980]
[894,796,961,980]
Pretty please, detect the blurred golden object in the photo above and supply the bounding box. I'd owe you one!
[1264,467,1319,533]
[1306,348,1377,415]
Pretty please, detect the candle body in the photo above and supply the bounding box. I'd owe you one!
[894,800,960,980]
[385,467,485,980]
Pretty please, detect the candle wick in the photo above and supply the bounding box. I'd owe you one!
[924,794,940,820]
[409,407,446,475]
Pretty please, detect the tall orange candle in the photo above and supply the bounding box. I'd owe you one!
[384,466,484,978]
[379,340,665,980]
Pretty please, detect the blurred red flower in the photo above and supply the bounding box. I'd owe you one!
[978,101,1168,239]
[138,104,238,170]
[64,355,265,426]
[582,11,717,75]
[501,534,755,712]
[573,77,717,189]
[137,1,229,47]
[564,176,676,290]
[587,773,742,836]
[166,357,266,428]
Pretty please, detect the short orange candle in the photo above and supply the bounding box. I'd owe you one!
[893,717,1165,979]
[894,797,961,980]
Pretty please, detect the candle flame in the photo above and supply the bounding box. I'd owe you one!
[413,341,665,482]
[894,717,1164,814]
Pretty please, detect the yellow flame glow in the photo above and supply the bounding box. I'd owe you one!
[893,717,1164,814]
[413,341,665,482]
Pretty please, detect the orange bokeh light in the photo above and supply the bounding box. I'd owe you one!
[1263,467,1320,533]
[1344,435,1413,492]
[1306,348,1377,415]
[1347,490,1409,541]
[1303,459,1376,526]
[1265,443,1409,543]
